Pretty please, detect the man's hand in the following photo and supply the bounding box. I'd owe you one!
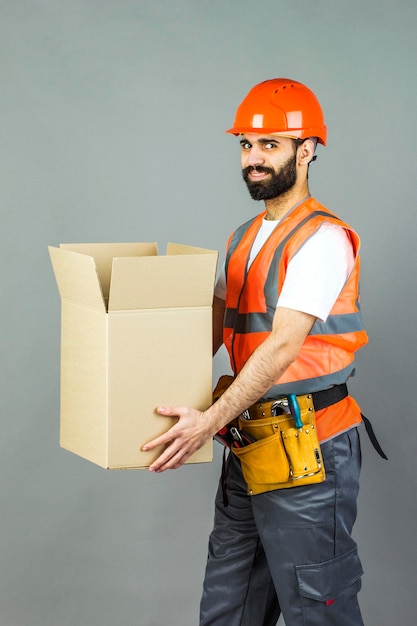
[142,406,213,473]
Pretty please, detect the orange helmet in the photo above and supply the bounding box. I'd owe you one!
[226,78,327,146]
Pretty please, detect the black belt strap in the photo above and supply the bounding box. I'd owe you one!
[312,384,388,460]
[311,383,348,411]
[361,414,388,459]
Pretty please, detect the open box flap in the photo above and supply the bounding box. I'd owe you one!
[166,242,218,256]
[48,246,106,311]
[60,243,157,303]
[109,249,218,311]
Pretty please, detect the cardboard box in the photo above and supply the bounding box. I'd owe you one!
[48,242,218,469]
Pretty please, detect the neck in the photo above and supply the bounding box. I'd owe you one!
[264,182,310,221]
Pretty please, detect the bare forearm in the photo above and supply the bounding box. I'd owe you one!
[205,335,296,433]
[205,307,316,433]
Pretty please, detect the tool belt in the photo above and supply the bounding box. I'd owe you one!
[213,376,387,499]
[213,376,348,496]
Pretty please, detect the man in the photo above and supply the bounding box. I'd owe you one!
[144,79,369,625]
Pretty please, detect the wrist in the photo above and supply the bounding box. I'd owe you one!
[205,397,236,435]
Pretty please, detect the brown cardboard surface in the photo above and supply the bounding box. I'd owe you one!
[107,307,213,468]
[49,242,218,469]
[60,302,107,465]
[109,254,217,311]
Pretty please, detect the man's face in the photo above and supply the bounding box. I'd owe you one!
[240,134,298,201]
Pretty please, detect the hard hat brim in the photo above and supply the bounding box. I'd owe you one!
[225,126,327,146]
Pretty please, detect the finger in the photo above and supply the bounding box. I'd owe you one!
[142,407,183,451]
[149,444,188,473]
[142,431,172,452]
[158,405,186,417]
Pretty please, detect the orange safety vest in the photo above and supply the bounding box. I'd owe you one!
[223,197,368,442]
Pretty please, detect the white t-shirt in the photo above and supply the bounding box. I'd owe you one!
[214,219,355,322]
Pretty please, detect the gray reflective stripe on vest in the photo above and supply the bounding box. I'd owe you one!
[311,311,365,336]
[262,364,357,397]
[224,308,275,333]
[226,309,363,336]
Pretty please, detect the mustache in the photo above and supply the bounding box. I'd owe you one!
[242,165,275,177]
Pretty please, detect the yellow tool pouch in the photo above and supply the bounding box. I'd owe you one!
[231,394,325,495]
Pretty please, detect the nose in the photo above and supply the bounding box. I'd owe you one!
[246,145,265,167]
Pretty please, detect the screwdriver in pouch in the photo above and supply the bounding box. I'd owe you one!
[287,394,303,429]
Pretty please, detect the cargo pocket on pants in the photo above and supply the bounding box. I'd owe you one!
[295,547,363,626]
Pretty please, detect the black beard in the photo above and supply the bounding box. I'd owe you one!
[242,153,297,201]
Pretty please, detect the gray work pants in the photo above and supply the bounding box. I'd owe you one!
[200,428,364,626]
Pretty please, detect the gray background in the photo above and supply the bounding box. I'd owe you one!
[1,1,416,624]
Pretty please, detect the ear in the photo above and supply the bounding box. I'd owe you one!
[297,139,316,165]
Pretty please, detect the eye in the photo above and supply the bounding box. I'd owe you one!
[240,140,252,150]
[263,142,277,150]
